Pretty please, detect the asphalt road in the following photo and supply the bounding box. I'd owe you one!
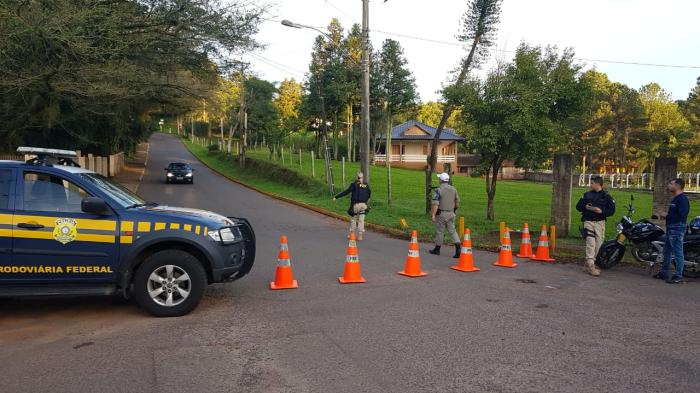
[2,133,699,393]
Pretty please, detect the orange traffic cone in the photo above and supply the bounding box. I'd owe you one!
[398,230,427,277]
[493,227,518,268]
[338,232,366,284]
[530,224,556,262]
[270,235,298,290]
[516,223,534,258]
[451,229,480,272]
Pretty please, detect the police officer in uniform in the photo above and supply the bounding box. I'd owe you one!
[429,172,461,258]
[576,175,615,276]
[334,172,371,240]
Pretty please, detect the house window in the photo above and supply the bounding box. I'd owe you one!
[392,145,401,155]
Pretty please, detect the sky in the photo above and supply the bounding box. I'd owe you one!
[246,0,700,102]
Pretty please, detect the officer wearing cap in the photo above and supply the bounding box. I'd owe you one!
[429,172,461,258]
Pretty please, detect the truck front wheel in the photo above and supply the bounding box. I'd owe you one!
[133,250,207,317]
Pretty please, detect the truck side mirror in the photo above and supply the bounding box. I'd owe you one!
[82,197,112,216]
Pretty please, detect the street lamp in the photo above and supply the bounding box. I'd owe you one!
[280,19,336,195]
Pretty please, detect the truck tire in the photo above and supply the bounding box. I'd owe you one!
[133,250,207,317]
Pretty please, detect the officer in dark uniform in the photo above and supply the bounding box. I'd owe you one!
[576,175,615,276]
[334,172,371,240]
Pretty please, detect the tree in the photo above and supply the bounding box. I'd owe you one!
[373,38,418,204]
[425,0,503,213]
[275,78,304,134]
[373,39,418,116]
[0,0,262,154]
[244,77,281,157]
[415,102,461,129]
[677,77,700,171]
[465,45,583,220]
[634,83,691,170]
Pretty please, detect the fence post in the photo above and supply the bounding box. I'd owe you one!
[299,149,302,171]
[311,151,316,177]
[459,216,465,240]
[550,225,556,255]
[499,221,505,243]
[281,145,285,165]
[342,156,346,185]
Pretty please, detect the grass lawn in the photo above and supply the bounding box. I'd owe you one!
[181,137,700,259]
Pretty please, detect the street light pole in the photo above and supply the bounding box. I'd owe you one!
[360,0,371,184]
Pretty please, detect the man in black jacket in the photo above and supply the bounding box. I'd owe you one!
[576,175,615,276]
[334,172,371,240]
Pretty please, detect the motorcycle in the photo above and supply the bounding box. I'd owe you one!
[595,195,700,277]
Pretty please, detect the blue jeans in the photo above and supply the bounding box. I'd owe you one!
[662,224,686,278]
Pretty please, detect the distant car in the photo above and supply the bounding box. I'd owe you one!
[165,163,194,184]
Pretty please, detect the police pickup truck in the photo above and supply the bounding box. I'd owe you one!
[0,148,255,317]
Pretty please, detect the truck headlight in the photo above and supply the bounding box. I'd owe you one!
[167,173,174,177]
[185,173,193,177]
[207,227,241,244]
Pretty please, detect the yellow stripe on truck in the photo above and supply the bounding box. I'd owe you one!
[120,221,134,232]
[13,215,116,231]
[170,223,180,230]
[13,230,115,244]
[0,214,12,225]
[138,222,151,233]
[154,222,166,231]
[184,224,192,232]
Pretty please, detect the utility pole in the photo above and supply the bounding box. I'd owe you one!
[360,0,371,183]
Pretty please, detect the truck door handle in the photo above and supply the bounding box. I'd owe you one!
[17,222,45,230]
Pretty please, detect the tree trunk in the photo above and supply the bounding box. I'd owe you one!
[333,113,339,161]
[425,30,484,213]
[485,157,502,221]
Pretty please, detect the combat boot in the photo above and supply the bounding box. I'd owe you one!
[453,243,461,258]
[429,245,441,255]
[585,261,600,277]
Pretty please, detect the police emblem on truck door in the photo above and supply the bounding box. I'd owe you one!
[53,218,77,244]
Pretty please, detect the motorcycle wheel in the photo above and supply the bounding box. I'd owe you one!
[595,240,626,269]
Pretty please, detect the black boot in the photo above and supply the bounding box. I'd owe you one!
[429,245,441,255]
[453,243,461,258]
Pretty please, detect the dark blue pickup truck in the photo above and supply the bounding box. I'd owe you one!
[0,148,255,317]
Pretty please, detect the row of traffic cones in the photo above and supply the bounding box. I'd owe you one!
[493,224,556,267]
[270,224,556,290]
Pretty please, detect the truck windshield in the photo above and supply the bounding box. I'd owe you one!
[79,173,146,208]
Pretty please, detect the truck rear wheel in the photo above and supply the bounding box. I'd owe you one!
[133,250,206,317]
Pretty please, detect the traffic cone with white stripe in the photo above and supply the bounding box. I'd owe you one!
[398,230,427,277]
[516,223,534,258]
[451,229,480,272]
[270,235,298,290]
[339,232,366,283]
[530,224,556,262]
[493,227,518,268]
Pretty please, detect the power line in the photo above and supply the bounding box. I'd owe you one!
[261,13,700,70]
[372,30,700,70]
[246,53,306,79]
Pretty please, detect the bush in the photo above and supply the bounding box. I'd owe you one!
[207,143,219,152]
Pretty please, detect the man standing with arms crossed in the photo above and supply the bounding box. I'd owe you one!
[429,173,461,259]
[654,178,690,284]
[576,175,616,276]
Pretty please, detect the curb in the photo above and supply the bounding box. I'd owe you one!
[181,140,410,240]
[179,139,590,263]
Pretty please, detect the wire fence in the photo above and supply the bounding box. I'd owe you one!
[578,172,700,193]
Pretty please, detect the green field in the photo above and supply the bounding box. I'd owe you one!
[182,138,699,258]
